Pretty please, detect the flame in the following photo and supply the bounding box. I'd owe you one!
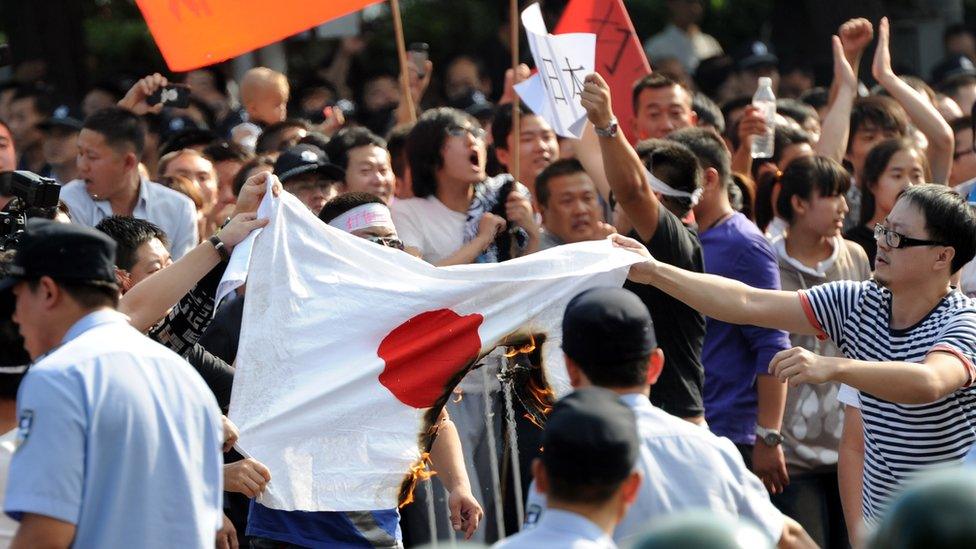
[503,332,537,357]
[398,452,436,508]
[523,376,555,429]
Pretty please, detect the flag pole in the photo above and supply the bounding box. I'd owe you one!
[390,0,416,122]
[510,0,520,183]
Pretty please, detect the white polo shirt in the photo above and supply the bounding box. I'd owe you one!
[4,310,223,548]
[60,178,199,259]
[523,393,784,546]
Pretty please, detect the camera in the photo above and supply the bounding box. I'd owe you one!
[0,171,61,250]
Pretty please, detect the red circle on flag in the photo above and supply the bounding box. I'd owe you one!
[378,309,484,408]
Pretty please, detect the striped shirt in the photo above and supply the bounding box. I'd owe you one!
[800,280,976,523]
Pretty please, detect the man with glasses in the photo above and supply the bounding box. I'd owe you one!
[273,144,344,216]
[391,107,540,543]
[611,184,976,546]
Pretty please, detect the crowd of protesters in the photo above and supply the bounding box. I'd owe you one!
[4,1,976,548]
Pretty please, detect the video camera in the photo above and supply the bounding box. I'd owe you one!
[0,171,61,250]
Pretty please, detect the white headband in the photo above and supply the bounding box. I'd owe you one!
[328,203,396,234]
[644,168,704,207]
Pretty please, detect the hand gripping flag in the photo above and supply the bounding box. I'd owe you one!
[218,182,643,511]
[136,0,381,71]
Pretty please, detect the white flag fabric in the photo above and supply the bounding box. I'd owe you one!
[221,186,642,512]
[514,3,595,138]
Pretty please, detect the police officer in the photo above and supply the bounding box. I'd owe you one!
[1,220,224,548]
[494,387,642,549]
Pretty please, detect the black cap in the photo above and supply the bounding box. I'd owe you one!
[562,287,656,367]
[736,41,778,71]
[542,387,639,485]
[0,219,118,293]
[931,54,976,85]
[274,144,345,183]
[449,89,495,120]
[37,103,83,132]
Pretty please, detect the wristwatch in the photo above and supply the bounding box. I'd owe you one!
[755,426,784,446]
[594,116,619,138]
[208,235,229,262]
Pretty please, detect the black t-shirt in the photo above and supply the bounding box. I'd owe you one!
[844,224,876,267]
[624,207,706,417]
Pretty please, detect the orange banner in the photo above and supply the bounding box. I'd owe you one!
[555,0,651,143]
[136,0,382,71]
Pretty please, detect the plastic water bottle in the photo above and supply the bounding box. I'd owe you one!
[751,76,776,159]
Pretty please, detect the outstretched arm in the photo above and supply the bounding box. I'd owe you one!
[612,234,817,336]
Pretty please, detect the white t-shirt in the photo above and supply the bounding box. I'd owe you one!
[391,196,467,264]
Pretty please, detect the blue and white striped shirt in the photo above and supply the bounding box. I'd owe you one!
[801,280,976,523]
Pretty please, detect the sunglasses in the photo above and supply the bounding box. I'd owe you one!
[873,223,945,249]
[446,125,486,141]
[366,236,405,250]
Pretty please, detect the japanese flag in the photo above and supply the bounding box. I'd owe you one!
[221,187,642,512]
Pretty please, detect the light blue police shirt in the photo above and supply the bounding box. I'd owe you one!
[4,310,224,548]
[523,394,784,546]
[494,509,615,548]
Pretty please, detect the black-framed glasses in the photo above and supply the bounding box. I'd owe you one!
[367,236,405,250]
[446,125,486,141]
[873,224,946,249]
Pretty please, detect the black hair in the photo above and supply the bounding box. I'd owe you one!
[318,191,385,224]
[635,138,702,218]
[667,127,732,191]
[27,278,119,309]
[937,74,976,100]
[800,87,830,112]
[298,132,331,152]
[771,123,813,166]
[407,107,478,198]
[692,92,725,135]
[776,98,818,127]
[944,23,975,45]
[631,73,690,114]
[547,471,628,505]
[900,184,976,273]
[159,128,217,158]
[203,140,252,163]
[951,115,973,135]
[776,156,851,224]
[386,123,414,180]
[859,138,930,227]
[535,158,587,208]
[324,126,387,172]
[490,102,535,151]
[255,118,311,154]
[232,155,275,196]
[849,96,909,151]
[572,353,651,392]
[83,107,147,156]
[11,84,54,118]
[95,215,170,271]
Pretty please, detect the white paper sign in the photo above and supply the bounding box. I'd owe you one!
[514,3,596,138]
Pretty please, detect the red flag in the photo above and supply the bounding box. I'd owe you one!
[555,0,651,143]
[136,0,382,71]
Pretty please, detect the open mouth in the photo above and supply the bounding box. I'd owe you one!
[468,151,479,167]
